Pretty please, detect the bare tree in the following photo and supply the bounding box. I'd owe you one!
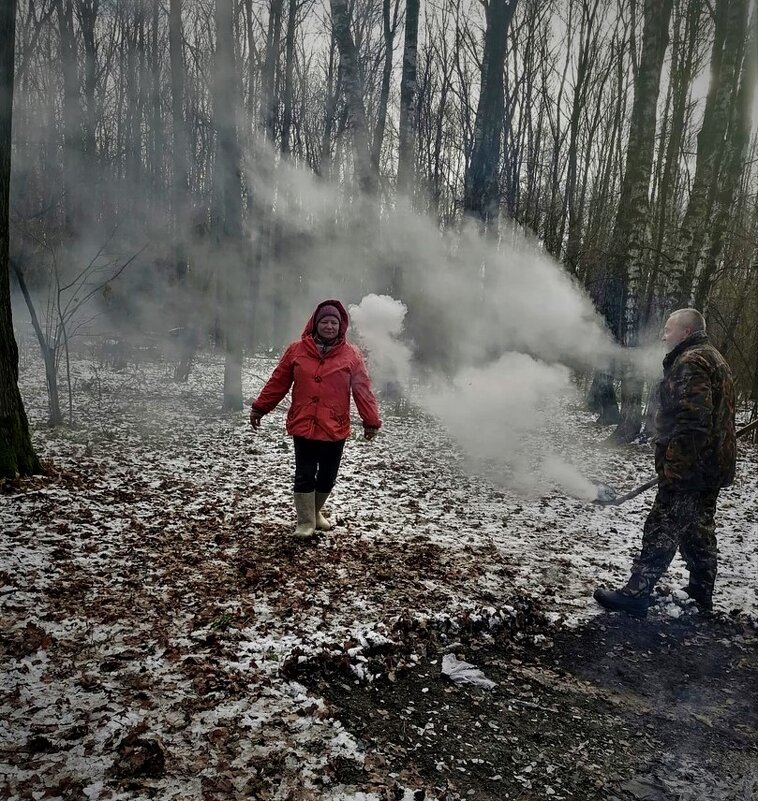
[607,0,674,442]
[170,0,196,381]
[693,6,757,309]
[371,0,401,174]
[397,0,420,197]
[463,0,518,228]
[330,0,378,194]
[669,0,750,307]
[213,0,245,410]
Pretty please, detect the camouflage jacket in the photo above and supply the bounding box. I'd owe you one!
[655,331,736,492]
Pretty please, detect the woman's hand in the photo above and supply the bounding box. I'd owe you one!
[250,409,263,429]
[363,427,379,441]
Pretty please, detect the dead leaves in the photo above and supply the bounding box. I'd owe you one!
[2,622,55,659]
[112,728,166,782]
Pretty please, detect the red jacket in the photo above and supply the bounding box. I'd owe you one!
[252,300,382,441]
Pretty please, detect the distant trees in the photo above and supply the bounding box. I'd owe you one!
[5,0,758,423]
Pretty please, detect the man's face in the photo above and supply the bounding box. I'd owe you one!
[317,315,340,341]
[661,315,691,351]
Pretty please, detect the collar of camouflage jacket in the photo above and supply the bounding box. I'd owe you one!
[663,330,709,371]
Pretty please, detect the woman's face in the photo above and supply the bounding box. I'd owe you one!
[316,315,340,341]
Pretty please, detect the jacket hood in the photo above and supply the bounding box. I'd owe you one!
[302,299,350,340]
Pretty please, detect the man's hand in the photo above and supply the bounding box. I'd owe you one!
[250,409,263,430]
[364,427,379,441]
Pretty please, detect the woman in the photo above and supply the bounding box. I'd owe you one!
[250,300,382,538]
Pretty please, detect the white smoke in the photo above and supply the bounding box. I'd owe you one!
[423,353,569,460]
[417,353,594,498]
[240,147,660,498]
[349,294,412,388]
[540,455,599,501]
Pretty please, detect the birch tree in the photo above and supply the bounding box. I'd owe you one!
[609,0,674,442]
[397,0,420,197]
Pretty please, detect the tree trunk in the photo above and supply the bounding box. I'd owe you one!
[260,0,284,142]
[608,0,673,442]
[214,0,244,410]
[169,0,195,381]
[397,0,420,197]
[669,0,748,308]
[0,0,40,478]
[463,0,518,229]
[643,0,702,325]
[55,0,84,233]
[150,0,164,192]
[693,8,756,308]
[280,0,297,157]
[76,0,99,211]
[371,0,399,173]
[330,0,378,195]
[563,0,602,273]
[272,0,299,348]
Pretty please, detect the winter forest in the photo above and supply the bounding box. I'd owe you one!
[2,0,758,798]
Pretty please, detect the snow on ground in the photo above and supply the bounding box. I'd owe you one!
[2,350,756,799]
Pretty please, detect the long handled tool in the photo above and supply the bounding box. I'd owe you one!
[593,419,758,507]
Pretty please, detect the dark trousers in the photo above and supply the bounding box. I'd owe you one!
[293,437,346,493]
[625,488,719,600]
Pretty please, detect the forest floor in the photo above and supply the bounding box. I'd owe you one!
[2,351,757,801]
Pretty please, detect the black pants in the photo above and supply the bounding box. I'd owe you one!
[293,437,346,493]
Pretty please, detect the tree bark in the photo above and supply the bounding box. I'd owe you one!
[463,0,518,229]
[170,0,195,381]
[643,0,702,325]
[693,7,756,309]
[608,0,673,442]
[272,0,299,348]
[260,0,284,142]
[330,0,378,195]
[669,0,748,308]
[55,0,85,232]
[150,0,164,191]
[213,0,244,410]
[280,0,297,157]
[371,0,399,173]
[0,0,40,477]
[562,0,602,273]
[397,0,420,197]
[76,0,99,207]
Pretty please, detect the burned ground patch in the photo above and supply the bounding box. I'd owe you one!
[307,614,758,800]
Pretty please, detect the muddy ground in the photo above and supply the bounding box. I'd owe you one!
[303,612,758,800]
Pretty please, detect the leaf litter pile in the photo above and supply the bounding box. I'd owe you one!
[2,353,757,800]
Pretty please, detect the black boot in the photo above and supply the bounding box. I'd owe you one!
[593,588,651,618]
[680,584,713,611]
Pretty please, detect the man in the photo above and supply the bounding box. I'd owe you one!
[594,309,737,617]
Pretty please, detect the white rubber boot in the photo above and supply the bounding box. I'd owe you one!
[293,492,316,538]
[315,491,334,531]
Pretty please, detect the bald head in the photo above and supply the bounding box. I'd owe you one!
[662,308,706,351]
